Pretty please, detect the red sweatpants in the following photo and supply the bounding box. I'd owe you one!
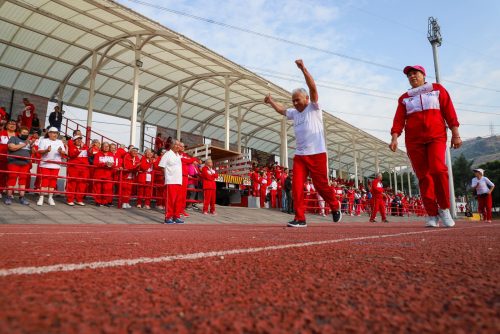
[137,182,152,206]
[293,153,340,221]
[93,179,113,205]
[370,197,387,220]
[260,188,267,208]
[66,166,89,203]
[121,178,134,203]
[165,184,182,219]
[180,176,188,210]
[0,161,7,190]
[477,194,493,221]
[39,167,60,188]
[203,189,216,214]
[270,189,277,208]
[406,139,449,216]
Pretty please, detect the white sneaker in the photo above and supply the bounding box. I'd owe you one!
[76,202,86,206]
[438,208,455,227]
[48,197,56,206]
[37,196,44,206]
[122,203,130,209]
[425,216,439,228]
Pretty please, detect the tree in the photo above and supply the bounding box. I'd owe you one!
[452,154,474,196]
[477,160,500,209]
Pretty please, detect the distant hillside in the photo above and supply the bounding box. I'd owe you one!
[451,135,500,167]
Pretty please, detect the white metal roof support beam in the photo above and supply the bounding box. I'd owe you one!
[236,106,242,153]
[407,172,412,197]
[400,172,404,194]
[375,149,380,174]
[86,51,97,146]
[224,76,230,150]
[393,168,398,193]
[130,37,141,147]
[352,139,358,188]
[176,84,182,141]
[389,165,393,189]
[281,117,288,168]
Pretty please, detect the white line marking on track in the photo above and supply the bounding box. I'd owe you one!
[0,225,494,277]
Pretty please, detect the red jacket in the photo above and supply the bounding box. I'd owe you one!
[391,83,459,144]
[0,130,16,163]
[67,144,89,166]
[137,156,154,183]
[21,103,35,128]
[371,178,385,199]
[181,153,198,177]
[123,153,141,180]
[201,166,218,190]
[93,151,115,179]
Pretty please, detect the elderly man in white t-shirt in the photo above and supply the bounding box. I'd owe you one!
[264,59,342,227]
[158,139,184,224]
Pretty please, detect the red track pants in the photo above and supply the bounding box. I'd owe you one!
[293,153,339,221]
[370,197,387,220]
[406,139,449,216]
[477,194,493,221]
[66,166,89,203]
[137,182,152,206]
[180,176,188,209]
[203,189,216,214]
[165,184,182,219]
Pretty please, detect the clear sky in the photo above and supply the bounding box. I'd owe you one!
[107,0,499,148]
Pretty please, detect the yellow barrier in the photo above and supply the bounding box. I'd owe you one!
[466,213,481,221]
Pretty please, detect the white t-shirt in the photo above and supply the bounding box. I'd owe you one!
[286,102,326,156]
[471,176,494,195]
[38,138,65,169]
[158,150,182,185]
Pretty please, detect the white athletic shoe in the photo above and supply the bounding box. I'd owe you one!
[48,197,56,206]
[425,216,439,228]
[438,208,455,227]
[37,196,44,206]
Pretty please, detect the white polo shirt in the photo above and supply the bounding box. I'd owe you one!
[158,150,182,185]
[471,176,494,195]
[38,138,65,169]
[286,102,326,156]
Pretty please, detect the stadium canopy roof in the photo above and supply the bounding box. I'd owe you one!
[0,0,410,178]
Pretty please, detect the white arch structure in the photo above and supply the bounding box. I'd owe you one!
[0,0,410,179]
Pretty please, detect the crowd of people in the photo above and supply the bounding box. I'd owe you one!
[0,92,495,225]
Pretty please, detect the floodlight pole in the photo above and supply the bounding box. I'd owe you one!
[428,17,457,218]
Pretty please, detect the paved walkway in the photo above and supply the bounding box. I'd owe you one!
[0,194,425,225]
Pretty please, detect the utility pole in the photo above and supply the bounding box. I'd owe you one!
[428,17,457,218]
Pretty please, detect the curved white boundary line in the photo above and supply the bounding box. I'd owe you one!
[0,225,493,277]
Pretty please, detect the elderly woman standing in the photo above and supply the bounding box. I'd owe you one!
[471,168,495,223]
[390,65,462,228]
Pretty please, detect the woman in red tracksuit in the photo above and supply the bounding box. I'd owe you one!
[370,173,387,223]
[66,135,89,206]
[153,149,166,209]
[201,158,218,215]
[121,147,141,208]
[390,65,462,228]
[258,171,268,208]
[93,142,116,207]
[137,149,155,209]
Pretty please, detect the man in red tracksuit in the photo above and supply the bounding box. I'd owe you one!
[390,65,462,228]
[370,173,388,223]
[201,158,218,215]
[20,98,35,130]
[264,59,342,227]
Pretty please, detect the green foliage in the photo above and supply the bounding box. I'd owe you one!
[452,154,474,196]
[477,160,500,207]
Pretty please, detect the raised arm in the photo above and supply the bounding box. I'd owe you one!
[264,94,287,116]
[295,59,318,103]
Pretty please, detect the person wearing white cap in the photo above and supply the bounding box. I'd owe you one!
[390,65,462,228]
[36,127,66,206]
[471,169,495,223]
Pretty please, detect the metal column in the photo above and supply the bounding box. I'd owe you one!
[224,76,230,150]
[129,38,141,147]
[86,51,97,147]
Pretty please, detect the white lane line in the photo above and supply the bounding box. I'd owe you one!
[0,227,481,277]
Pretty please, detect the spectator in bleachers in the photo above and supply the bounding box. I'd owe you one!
[93,142,115,207]
[201,158,218,215]
[186,155,201,211]
[31,113,41,136]
[48,105,63,131]
[164,136,173,151]
[0,120,18,197]
[284,170,293,214]
[154,133,163,152]
[159,139,184,224]
[66,135,89,206]
[258,170,268,208]
[0,106,7,124]
[36,127,66,206]
[21,98,35,130]
[4,126,32,205]
[280,168,288,212]
[121,147,140,209]
[179,142,199,217]
[137,148,155,210]
[153,148,166,210]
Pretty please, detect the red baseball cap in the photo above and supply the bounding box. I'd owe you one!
[403,65,426,76]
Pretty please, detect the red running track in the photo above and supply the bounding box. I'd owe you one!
[0,221,499,333]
